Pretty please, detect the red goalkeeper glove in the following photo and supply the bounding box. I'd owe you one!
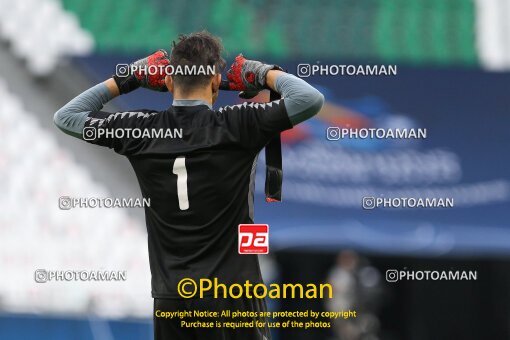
[113,49,170,94]
[220,54,282,98]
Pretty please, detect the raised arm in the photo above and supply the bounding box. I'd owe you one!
[266,70,324,125]
[53,79,119,139]
[221,54,324,126]
[54,50,170,139]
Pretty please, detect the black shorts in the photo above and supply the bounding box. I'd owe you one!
[153,297,271,340]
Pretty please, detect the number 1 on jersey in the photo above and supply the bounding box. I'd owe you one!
[172,156,189,210]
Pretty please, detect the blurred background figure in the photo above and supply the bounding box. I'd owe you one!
[326,250,383,340]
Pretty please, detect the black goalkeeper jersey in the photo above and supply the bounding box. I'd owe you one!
[83,100,292,298]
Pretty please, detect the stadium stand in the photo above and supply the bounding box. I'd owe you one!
[0,0,508,74]
[0,78,151,318]
[60,0,479,65]
[0,0,93,75]
[1,1,510,339]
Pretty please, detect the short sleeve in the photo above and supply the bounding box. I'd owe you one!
[217,99,292,151]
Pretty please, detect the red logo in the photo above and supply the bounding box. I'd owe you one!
[238,224,269,254]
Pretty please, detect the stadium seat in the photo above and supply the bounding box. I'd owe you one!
[0,0,93,76]
[0,78,151,317]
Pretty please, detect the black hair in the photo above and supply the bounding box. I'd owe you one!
[170,30,225,93]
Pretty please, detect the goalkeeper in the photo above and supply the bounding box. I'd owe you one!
[54,31,324,340]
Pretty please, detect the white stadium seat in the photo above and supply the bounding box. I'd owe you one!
[0,0,94,76]
[0,79,152,318]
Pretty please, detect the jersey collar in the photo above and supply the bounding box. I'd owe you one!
[172,99,212,110]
